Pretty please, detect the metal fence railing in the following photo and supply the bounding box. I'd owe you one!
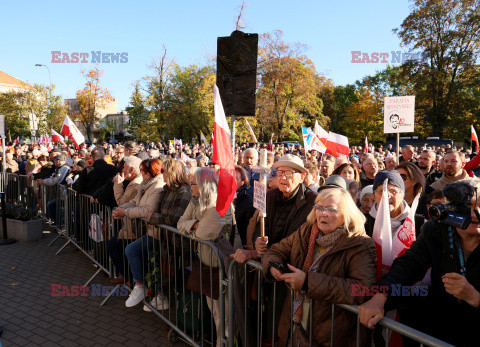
[1,171,454,347]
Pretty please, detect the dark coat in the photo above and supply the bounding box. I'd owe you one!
[262,223,377,346]
[378,221,480,346]
[233,184,255,245]
[252,184,317,247]
[73,159,116,195]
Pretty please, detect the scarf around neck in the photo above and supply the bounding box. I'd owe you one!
[292,222,344,322]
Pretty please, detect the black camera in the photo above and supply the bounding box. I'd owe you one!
[429,182,475,229]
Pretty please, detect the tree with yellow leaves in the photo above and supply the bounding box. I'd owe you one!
[70,68,114,141]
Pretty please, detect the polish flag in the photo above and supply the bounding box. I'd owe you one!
[14,137,19,144]
[392,192,420,260]
[372,180,393,281]
[245,119,258,143]
[325,132,350,157]
[61,116,85,149]
[364,136,368,153]
[213,84,237,217]
[314,120,328,145]
[472,125,478,152]
[267,133,274,151]
[51,129,66,146]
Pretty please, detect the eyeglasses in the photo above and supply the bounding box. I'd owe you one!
[277,170,298,178]
[314,206,340,215]
[375,187,403,196]
[399,173,409,181]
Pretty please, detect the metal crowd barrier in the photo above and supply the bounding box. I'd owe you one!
[42,186,227,346]
[55,188,113,285]
[3,174,453,347]
[332,304,453,347]
[227,259,453,347]
[101,217,227,346]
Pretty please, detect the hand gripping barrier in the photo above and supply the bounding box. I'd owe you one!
[227,259,454,347]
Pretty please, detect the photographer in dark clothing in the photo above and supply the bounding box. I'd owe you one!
[359,179,480,346]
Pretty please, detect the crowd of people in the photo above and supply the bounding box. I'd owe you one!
[3,139,480,346]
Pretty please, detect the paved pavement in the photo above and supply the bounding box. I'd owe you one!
[0,229,179,346]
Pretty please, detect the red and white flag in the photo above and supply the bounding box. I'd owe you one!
[245,119,258,143]
[372,181,393,281]
[364,136,368,153]
[213,84,237,217]
[267,133,274,152]
[472,125,478,152]
[314,120,328,145]
[51,129,66,146]
[325,131,350,157]
[392,192,420,260]
[14,137,19,144]
[373,180,421,280]
[61,116,85,149]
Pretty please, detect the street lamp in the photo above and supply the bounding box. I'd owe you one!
[35,63,51,87]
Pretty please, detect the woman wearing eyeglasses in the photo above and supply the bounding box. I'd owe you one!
[262,187,376,346]
[395,162,426,207]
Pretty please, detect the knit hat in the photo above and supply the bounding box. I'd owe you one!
[318,175,348,192]
[373,170,405,193]
[360,185,374,201]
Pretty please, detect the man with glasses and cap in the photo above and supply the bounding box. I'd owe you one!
[253,154,317,254]
[37,154,70,225]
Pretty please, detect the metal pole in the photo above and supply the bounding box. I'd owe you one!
[231,115,236,155]
[396,133,400,164]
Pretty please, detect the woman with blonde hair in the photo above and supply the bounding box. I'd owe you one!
[178,167,234,347]
[262,187,376,346]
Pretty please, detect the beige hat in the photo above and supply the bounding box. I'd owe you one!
[272,154,308,174]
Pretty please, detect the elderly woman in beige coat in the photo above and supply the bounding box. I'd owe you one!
[178,167,233,347]
[108,159,164,289]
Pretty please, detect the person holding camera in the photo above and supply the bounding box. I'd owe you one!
[358,178,480,346]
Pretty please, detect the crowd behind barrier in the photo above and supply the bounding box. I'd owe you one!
[1,138,466,347]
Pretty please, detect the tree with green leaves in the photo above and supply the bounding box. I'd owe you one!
[126,82,156,142]
[256,30,325,141]
[165,64,215,142]
[395,0,480,139]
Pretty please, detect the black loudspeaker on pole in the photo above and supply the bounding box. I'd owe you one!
[216,30,258,117]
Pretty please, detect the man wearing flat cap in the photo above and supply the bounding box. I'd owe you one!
[37,154,70,225]
[253,154,317,253]
[37,154,70,187]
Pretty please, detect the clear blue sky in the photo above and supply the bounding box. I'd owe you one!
[0,0,411,111]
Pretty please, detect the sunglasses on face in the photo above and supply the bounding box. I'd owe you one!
[399,173,409,181]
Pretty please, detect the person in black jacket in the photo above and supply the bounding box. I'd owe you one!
[359,178,480,346]
[233,166,255,246]
[73,148,116,196]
